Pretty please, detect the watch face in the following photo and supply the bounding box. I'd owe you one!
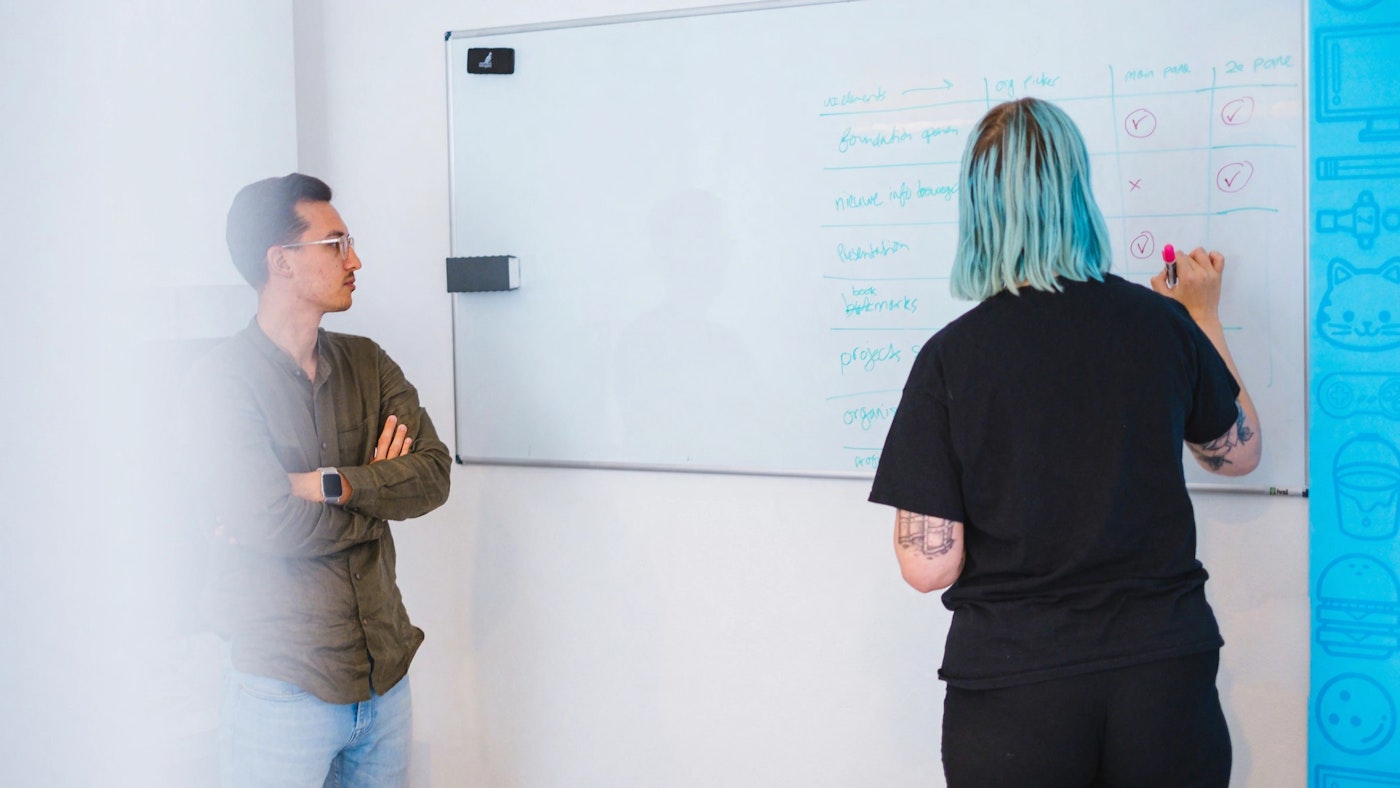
[322,472,343,500]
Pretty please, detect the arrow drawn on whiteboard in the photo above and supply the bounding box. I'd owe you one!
[903,79,954,94]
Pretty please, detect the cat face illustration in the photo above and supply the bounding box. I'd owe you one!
[1317,257,1400,352]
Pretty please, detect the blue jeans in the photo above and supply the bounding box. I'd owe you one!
[219,666,412,787]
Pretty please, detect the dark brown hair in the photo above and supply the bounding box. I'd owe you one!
[225,173,333,289]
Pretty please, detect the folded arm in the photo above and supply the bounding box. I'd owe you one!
[202,387,385,558]
[335,347,451,521]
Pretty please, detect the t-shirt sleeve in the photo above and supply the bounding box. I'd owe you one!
[1183,320,1243,445]
[868,349,967,522]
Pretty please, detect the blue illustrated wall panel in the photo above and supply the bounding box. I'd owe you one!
[1310,0,1400,784]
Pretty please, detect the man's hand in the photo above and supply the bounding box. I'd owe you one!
[372,415,412,463]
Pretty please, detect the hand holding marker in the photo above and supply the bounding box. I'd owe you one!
[1151,245,1227,327]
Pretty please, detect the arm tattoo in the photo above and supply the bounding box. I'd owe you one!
[896,511,956,559]
[1189,403,1253,470]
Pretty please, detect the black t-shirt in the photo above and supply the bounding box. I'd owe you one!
[869,274,1241,689]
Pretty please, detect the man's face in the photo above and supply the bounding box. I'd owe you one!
[281,200,361,313]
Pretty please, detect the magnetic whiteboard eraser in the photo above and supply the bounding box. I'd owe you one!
[466,48,515,74]
[447,256,520,292]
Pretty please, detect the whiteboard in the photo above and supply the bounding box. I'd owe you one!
[447,0,1307,488]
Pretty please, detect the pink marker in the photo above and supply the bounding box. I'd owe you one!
[1162,243,1177,289]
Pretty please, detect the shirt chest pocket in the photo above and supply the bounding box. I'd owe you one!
[326,372,380,465]
[336,413,374,466]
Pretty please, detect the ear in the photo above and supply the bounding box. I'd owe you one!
[266,246,293,280]
[1329,257,1356,287]
[1382,257,1400,285]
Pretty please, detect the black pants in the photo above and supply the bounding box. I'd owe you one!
[941,650,1231,788]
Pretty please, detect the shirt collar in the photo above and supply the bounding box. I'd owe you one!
[238,317,335,388]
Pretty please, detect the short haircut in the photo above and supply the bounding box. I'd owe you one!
[950,98,1112,301]
[225,173,334,289]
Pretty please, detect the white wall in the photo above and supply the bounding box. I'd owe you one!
[291,2,1311,785]
[0,1,295,784]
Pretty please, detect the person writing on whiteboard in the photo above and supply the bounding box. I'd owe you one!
[187,173,451,786]
[868,98,1260,787]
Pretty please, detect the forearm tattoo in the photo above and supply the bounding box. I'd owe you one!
[1189,403,1255,471]
[896,511,957,559]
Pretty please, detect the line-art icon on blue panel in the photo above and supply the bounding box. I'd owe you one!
[1316,673,1396,755]
[1319,373,1400,421]
[1318,192,1400,249]
[1316,763,1400,788]
[1316,258,1400,352]
[1317,555,1400,659]
[1318,154,1400,181]
[1316,24,1400,142]
[1334,435,1400,540]
[1326,0,1387,9]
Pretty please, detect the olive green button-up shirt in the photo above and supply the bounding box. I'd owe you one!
[190,320,451,704]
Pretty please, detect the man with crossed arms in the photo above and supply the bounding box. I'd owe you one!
[192,173,450,786]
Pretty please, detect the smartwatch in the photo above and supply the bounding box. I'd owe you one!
[318,467,344,505]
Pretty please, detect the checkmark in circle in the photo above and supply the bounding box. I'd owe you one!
[1130,231,1155,259]
[1125,109,1157,138]
[1216,161,1255,193]
[1221,97,1255,126]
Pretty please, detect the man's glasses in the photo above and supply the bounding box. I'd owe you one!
[281,235,355,260]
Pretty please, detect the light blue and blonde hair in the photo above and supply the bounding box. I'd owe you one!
[950,98,1112,301]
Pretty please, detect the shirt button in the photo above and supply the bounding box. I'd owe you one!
[361,618,368,626]
[321,442,328,450]
[354,573,361,580]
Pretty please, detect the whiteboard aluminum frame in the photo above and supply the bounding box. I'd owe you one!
[444,0,1311,495]
[445,0,856,41]
[451,455,1308,496]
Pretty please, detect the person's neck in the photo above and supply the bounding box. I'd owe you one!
[256,297,324,380]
